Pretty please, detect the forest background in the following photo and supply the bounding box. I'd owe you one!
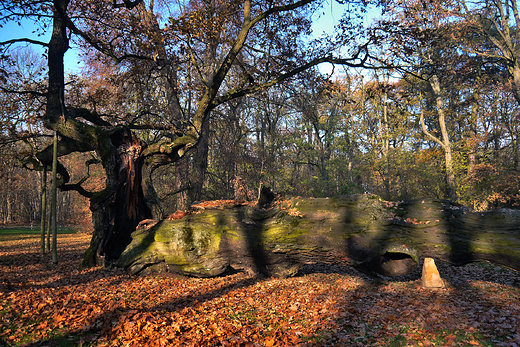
[0,0,519,230]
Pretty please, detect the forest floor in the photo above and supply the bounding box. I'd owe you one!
[1,232,520,347]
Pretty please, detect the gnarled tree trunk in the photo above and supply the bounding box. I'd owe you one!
[83,130,153,266]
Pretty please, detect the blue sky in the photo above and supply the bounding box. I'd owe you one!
[312,0,381,36]
[0,18,82,73]
[312,1,382,75]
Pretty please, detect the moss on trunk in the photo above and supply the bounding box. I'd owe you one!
[117,195,520,278]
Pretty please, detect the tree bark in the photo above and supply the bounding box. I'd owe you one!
[511,63,520,106]
[118,195,520,278]
[83,130,154,266]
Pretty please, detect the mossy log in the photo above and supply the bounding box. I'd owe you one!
[117,195,520,277]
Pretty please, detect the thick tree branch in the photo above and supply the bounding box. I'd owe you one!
[68,107,113,127]
[142,134,197,160]
[419,108,444,148]
[43,115,101,147]
[36,136,95,164]
[59,184,93,197]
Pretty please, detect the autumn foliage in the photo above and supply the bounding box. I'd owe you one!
[1,233,520,346]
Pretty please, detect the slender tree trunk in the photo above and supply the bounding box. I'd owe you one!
[6,173,12,224]
[320,156,329,197]
[51,131,58,265]
[46,207,51,252]
[175,160,189,210]
[514,134,520,171]
[444,148,456,199]
[306,126,314,180]
[468,91,478,175]
[377,82,391,198]
[430,75,457,201]
[315,128,330,197]
[40,166,47,254]
[468,137,477,173]
[468,62,482,175]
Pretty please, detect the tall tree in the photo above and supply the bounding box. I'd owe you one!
[372,0,463,200]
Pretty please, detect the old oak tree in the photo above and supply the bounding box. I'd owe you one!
[0,0,372,268]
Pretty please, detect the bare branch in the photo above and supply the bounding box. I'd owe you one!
[191,0,317,133]
[59,157,100,198]
[0,85,47,97]
[213,46,371,107]
[0,38,48,47]
[0,133,51,147]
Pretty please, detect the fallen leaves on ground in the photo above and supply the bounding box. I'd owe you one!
[1,233,520,346]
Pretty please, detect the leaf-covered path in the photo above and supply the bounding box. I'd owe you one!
[1,233,520,346]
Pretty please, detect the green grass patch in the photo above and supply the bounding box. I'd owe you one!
[388,334,407,347]
[2,329,96,347]
[0,227,78,242]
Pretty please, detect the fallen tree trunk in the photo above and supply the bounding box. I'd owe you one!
[117,195,520,277]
